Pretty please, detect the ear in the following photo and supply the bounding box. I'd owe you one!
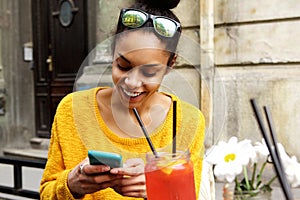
[165,54,177,74]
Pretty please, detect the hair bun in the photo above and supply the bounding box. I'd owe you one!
[140,0,181,9]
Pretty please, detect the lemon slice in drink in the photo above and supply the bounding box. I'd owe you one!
[161,166,173,175]
[160,160,186,175]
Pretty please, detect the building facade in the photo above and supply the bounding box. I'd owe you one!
[0,0,299,161]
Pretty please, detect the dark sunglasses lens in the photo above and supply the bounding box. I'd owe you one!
[122,10,147,28]
[154,18,177,37]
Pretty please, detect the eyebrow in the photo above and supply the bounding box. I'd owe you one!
[141,64,160,68]
[117,52,161,68]
[118,53,131,64]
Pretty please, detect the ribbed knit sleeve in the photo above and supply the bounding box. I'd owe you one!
[40,91,144,200]
[40,94,80,200]
[189,109,206,199]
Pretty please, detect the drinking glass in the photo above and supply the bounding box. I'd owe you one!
[145,150,196,200]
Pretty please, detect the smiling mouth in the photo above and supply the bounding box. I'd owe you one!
[122,88,144,98]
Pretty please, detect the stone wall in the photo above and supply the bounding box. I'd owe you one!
[0,0,35,152]
[214,0,300,159]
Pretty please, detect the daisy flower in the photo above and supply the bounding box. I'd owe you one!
[206,137,254,183]
[253,139,269,164]
[285,155,300,187]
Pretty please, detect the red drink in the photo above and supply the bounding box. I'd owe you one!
[145,151,196,200]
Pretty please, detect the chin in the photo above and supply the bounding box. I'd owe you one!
[127,104,138,109]
[121,98,143,109]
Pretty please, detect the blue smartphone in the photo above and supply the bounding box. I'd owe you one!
[88,150,122,168]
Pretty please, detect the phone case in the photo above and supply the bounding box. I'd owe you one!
[88,150,122,168]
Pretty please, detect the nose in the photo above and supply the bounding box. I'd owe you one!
[124,70,142,89]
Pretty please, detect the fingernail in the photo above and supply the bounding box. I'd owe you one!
[104,166,110,171]
[110,168,118,173]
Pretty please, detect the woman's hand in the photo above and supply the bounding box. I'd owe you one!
[110,158,147,198]
[67,158,122,198]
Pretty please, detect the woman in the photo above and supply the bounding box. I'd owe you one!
[40,0,205,199]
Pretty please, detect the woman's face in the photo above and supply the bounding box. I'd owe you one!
[112,31,171,108]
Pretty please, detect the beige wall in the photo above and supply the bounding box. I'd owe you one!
[96,0,135,42]
[214,0,300,159]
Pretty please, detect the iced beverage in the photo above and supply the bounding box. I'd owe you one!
[145,151,196,200]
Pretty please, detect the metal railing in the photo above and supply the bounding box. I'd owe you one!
[0,155,46,199]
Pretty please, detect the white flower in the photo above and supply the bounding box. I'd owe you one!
[206,137,254,183]
[206,136,300,191]
[284,156,300,188]
[253,139,269,164]
[253,140,290,165]
[275,143,300,187]
[276,143,290,164]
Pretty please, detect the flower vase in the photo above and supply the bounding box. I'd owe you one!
[223,183,271,200]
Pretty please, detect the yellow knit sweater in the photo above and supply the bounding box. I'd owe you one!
[40,87,205,200]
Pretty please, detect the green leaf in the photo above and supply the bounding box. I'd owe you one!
[261,184,273,192]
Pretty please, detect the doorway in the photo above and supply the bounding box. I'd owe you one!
[32,0,88,138]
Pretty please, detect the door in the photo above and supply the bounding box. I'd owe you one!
[32,0,88,138]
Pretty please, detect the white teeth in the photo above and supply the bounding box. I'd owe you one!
[123,89,142,97]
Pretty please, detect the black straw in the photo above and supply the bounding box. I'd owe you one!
[264,106,292,197]
[172,101,177,156]
[132,108,158,158]
[264,106,284,172]
[250,99,293,200]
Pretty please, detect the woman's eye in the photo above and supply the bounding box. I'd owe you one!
[141,69,156,77]
[117,64,131,71]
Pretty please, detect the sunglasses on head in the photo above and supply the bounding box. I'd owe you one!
[119,8,181,38]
